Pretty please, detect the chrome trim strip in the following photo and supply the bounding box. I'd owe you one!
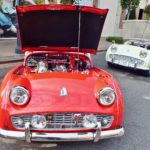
[107,61,149,71]
[11,114,114,130]
[0,128,124,143]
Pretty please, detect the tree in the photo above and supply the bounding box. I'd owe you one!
[121,0,140,19]
[120,0,140,10]
[0,1,2,8]
[35,0,57,4]
[129,9,136,19]
[60,0,73,4]
[141,4,150,39]
[119,0,140,28]
[61,0,97,6]
[144,4,150,20]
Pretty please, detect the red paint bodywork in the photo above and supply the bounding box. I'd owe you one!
[0,51,124,133]
[0,5,124,135]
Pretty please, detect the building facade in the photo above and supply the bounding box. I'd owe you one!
[97,0,150,37]
[97,0,120,37]
[138,0,150,19]
[54,0,121,37]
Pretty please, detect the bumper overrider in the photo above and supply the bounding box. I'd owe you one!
[0,122,124,143]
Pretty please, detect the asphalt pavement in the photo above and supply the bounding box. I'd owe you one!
[0,39,24,64]
[0,53,150,150]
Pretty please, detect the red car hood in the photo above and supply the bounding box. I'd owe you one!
[9,72,116,115]
[16,5,108,54]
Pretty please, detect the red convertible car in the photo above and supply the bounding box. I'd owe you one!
[0,5,124,143]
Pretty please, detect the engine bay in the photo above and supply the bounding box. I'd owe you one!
[25,53,92,73]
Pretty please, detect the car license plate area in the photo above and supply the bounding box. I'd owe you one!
[110,55,143,68]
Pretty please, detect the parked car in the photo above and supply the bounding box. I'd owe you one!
[0,5,124,143]
[106,39,150,76]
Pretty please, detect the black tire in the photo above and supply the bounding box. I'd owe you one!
[139,70,150,76]
[107,62,113,67]
[143,70,150,76]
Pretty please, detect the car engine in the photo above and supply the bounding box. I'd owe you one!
[26,54,90,73]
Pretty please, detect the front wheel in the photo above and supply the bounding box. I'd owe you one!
[107,62,113,67]
[140,70,150,76]
[145,70,150,76]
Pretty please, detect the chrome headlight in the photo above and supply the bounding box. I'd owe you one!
[98,87,116,106]
[82,115,97,129]
[31,115,47,129]
[110,45,117,53]
[109,54,115,59]
[10,86,30,106]
[139,50,148,58]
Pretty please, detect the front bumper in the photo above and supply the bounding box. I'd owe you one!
[0,126,124,143]
[107,61,149,71]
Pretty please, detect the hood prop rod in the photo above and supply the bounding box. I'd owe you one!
[77,5,81,72]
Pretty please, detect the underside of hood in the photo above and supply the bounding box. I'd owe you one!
[16,5,108,54]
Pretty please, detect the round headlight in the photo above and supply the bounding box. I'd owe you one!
[82,115,97,129]
[98,87,116,106]
[139,50,148,58]
[10,86,30,106]
[31,115,47,129]
[111,45,117,53]
[109,54,115,59]
[15,118,24,126]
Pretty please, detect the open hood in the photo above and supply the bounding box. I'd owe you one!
[16,5,108,54]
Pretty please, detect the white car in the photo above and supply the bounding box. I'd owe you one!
[105,40,150,76]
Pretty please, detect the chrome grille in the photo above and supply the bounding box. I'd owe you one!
[109,54,144,66]
[11,113,114,130]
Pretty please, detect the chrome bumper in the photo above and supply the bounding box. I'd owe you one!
[0,126,124,143]
[108,61,149,71]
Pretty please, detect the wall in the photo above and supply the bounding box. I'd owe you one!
[56,0,121,37]
[97,0,120,37]
[122,20,150,39]
[97,0,150,38]
[139,0,150,9]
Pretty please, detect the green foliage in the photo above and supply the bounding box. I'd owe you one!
[120,0,140,9]
[145,14,150,20]
[36,0,45,4]
[144,4,150,20]
[60,0,74,4]
[22,0,45,5]
[129,9,136,19]
[0,1,2,9]
[106,36,124,44]
[145,4,150,14]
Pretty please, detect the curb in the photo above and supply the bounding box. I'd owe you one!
[0,50,107,64]
[97,49,107,53]
[0,58,24,64]
[0,38,17,40]
[0,55,24,64]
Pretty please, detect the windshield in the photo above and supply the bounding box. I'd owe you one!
[125,40,150,50]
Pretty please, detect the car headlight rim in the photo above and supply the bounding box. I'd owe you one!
[139,50,148,58]
[82,115,98,129]
[110,45,118,53]
[31,115,47,129]
[10,86,30,106]
[98,87,116,106]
